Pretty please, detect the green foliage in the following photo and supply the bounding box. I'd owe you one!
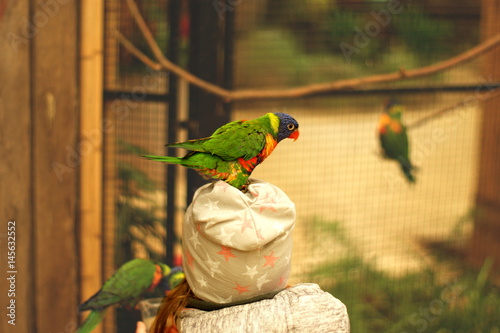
[392,5,455,64]
[327,8,387,64]
[306,217,500,333]
[236,28,366,88]
[116,139,165,266]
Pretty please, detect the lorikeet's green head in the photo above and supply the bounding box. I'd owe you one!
[158,262,171,277]
[272,112,300,142]
[158,266,185,293]
[384,99,404,119]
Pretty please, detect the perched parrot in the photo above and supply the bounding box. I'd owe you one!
[77,259,181,333]
[158,266,185,292]
[144,112,299,190]
[378,100,416,183]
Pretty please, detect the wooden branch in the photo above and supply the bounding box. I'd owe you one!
[112,29,162,71]
[121,0,500,102]
[408,88,500,130]
[124,0,232,99]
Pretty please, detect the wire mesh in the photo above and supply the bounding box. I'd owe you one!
[103,1,175,331]
[231,1,496,332]
[101,0,500,332]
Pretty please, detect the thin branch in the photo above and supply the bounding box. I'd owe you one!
[124,0,232,99]
[408,88,500,130]
[121,0,500,102]
[112,29,162,71]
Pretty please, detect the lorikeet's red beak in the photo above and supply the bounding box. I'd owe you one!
[289,130,299,141]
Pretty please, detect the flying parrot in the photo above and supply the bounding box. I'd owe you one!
[144,112,300,190]
[378,100,416,183]
[77,259,182,333]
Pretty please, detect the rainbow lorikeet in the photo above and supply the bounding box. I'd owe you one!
[378,100,416,183]
[144,112,299,190]
[77,259,182,333]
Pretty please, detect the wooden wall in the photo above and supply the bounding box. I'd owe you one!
[0,1,35,332]
[0,0,103,332]
[468,0,500,272]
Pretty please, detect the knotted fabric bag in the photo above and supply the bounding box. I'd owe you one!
[182,179,296,304]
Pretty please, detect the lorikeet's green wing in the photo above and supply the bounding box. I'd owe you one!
[380,122,415,183]
[167,119,270,161]
[203,119,271,160]
[380,124,410,162]
[79,259,158,311]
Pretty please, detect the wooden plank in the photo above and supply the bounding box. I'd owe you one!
[468,0,500,271]
[0,1,34,332]
[80,1,104,333]
[102,104,118,333]
[31,0,79,331]
[102,1,122,331]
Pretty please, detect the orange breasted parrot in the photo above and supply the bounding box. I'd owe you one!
[77,259,182,333]
[144,113,299,190]
[378,100,415,183]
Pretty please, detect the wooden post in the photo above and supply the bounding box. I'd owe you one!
[0,1,35,332]
[187,0,231,200]
[468,0,500,272]
[102,1,122,332]
[80,1,104,332]
[30,0,80,331]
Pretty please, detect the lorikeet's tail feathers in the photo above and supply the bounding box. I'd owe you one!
[143,155,207,169]
[401,164,416,184]
[77,310,106,333]
[397,156,416,184]
[165,138,211,151]
[143,155,184,164]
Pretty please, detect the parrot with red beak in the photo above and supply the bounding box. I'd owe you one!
[145,112,300,190]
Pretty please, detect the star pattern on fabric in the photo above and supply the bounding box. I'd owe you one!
[196,275,208,288]
[255,228,265,241]
[259,193,276,213]
[204,198,219,210]
[256,273,270,290]
[216,245,237,262]
[284,251,292,264]
[248,187,260,198]
[263,250,279,268]
[185,249,194,269]
[189,231,201,249]
[206,255,222,277]
[215,227,235,246]
[239,213,254,233]
[278,275,287,286]
[242,265,259,279]
[213,294,233,303]
[259,203,277,214]
[233,283,251,294]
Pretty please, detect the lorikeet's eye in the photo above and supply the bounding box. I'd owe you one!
[287,124,295,130]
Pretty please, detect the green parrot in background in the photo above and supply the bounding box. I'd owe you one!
[378,100,416,183]
[144,112,300,190]
[77,259,183,333]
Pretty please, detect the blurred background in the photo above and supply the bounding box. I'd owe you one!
[1,0,500,332]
